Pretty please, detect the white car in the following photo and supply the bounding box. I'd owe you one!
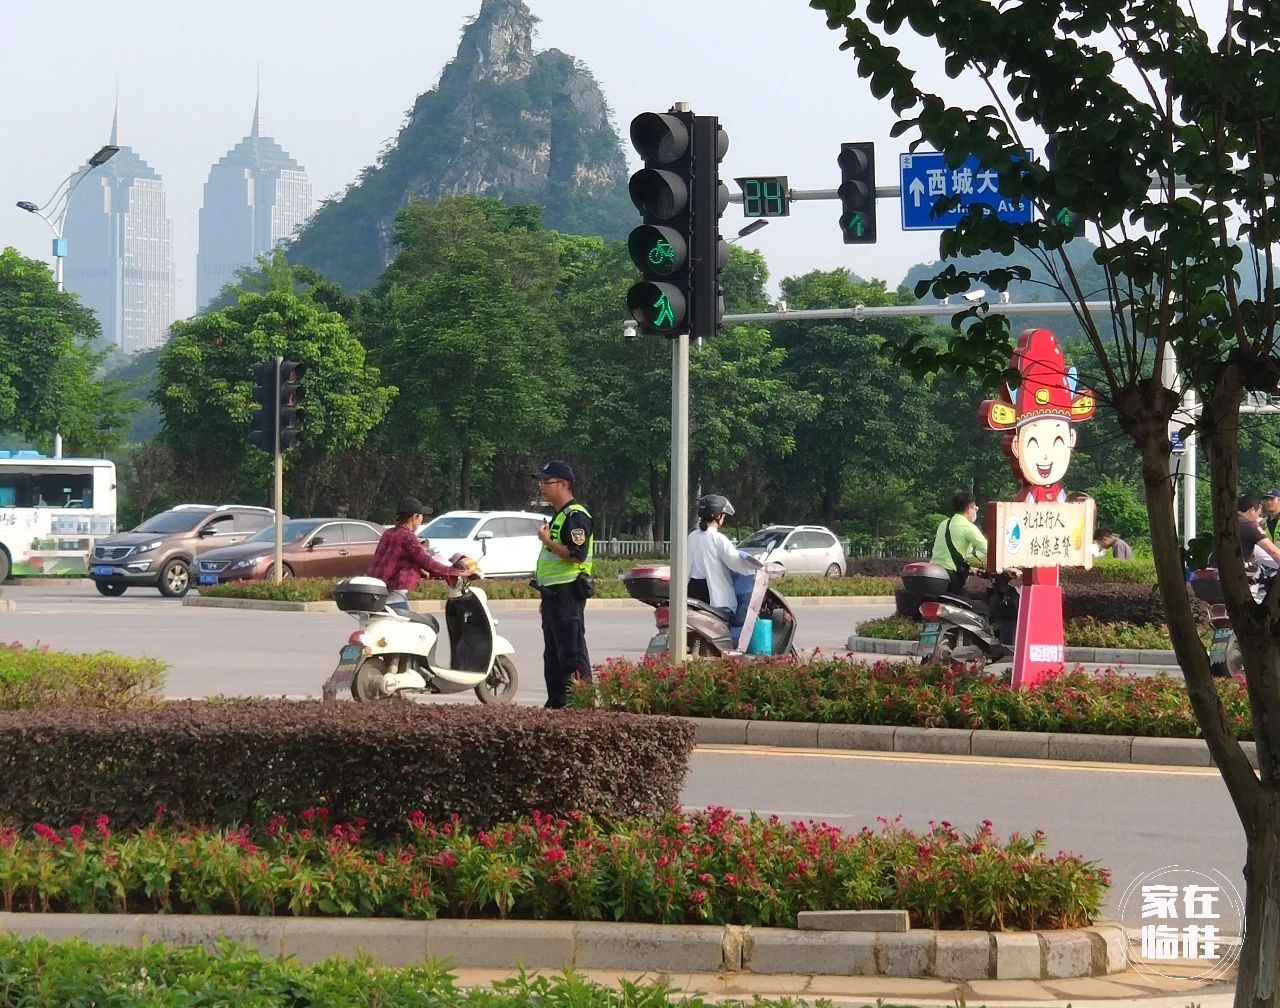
[418,510,550,579]
[737,524,848,577]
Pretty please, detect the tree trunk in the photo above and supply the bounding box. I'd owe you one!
[1118,371,1280,1006]
[459,447,472,511]
[821,467,839,527]
[1238,785,1280,1007]
[648,464,666,542]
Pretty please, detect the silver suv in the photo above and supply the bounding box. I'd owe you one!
[88,504,276,597]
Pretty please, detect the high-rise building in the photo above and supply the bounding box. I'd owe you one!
[197,96,312,310]
[63,107,174,355]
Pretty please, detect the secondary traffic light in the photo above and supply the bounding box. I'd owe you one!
[837,142,877,244]
[627,111,694,336]
[689,115,730,341]
[277,361,307,453]
[1045,134,1086,238]
[248,361,277,453]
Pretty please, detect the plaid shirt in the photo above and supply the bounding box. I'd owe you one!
[369,524,457,592]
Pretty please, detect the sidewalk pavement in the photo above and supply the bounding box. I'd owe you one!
[450,961,1236,1006]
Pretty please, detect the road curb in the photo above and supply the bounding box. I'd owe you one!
[180,595,898,613]
[845,634,1178,665]
[0,912,1131,980]
[686,716,1257,769]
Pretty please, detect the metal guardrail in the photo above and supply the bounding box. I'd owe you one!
[592,538,930,561]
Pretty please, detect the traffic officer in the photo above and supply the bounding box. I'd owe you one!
[532,460,594,708]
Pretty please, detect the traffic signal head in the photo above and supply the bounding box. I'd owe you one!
[277,361,307,453]
[627,111,694,337]
[837,142,877,244]
[1045,133,1086,239]
[248,360,277,453]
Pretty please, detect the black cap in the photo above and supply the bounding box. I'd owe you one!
[397,495,429,517]
[532,460,574,482]
[1265,489,1280,500]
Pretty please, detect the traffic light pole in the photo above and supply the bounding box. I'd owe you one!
[272,355,284,586]
[669,333,689,663]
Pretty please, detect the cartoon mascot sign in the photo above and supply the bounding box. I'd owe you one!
[980,328,1097,687]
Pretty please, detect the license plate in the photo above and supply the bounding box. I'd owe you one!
[198,574,220,585]
[917,621,941,653]
[645,633,668,656]
[1210,627,1231,665]
[328,644,365,691]
[91,565,115,577]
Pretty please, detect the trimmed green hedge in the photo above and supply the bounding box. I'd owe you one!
[0,702,694,833]
[0,938,708,1007]
[580,656,1252,739]
[0,642,163,710]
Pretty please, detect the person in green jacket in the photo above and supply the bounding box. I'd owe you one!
[931,491,988,594]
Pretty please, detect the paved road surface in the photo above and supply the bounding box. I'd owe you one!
[0,582,891,702]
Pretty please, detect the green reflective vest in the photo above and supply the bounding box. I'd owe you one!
[536,502,594,586]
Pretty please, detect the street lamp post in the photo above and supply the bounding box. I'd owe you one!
[15,144,119,457]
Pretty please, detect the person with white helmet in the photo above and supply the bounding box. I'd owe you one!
[688,494,760,624]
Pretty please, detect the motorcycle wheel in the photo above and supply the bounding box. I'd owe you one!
[929,627,961,664]
[1226,638,1245,677]
[475,654,518,705]
[351,656,390,702]
[688,634,716,658]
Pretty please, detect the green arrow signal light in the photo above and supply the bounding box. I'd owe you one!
[1055,207,1072,226]
[845,212,866,237]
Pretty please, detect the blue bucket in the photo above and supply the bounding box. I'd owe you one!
[747,616,773,656]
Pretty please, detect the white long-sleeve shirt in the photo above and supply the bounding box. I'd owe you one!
[687,526,761,612]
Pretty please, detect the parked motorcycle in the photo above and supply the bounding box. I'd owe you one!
[620,562,799,658]
[1189,564,1271,678]
[322,575,518,703]
[899,561,1019,665]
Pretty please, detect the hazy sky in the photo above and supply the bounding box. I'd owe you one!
[3,0,1047,320]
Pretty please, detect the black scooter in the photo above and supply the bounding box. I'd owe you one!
[1189,564,1271,678]
[900,561,1019,665]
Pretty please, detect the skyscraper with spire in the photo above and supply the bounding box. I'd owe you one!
[196,96,312,310]
[63,106,175,355]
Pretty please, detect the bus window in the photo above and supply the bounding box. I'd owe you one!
[31,473,93,508]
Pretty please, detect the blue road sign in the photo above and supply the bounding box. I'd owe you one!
[900,150,1035,231]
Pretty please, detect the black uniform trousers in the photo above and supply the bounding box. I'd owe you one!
[540,582,591,708]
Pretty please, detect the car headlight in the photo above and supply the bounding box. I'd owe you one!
[232,555,267,569]
[134,540,164,554]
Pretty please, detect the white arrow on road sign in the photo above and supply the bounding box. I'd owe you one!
[908,176,926,208]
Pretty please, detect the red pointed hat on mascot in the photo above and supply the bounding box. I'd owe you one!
[979,328,1095,430]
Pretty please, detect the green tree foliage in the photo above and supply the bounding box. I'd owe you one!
[359,197,569,510]
[810,1,1280,996]
[0,248,133,455]
[155,290,394,507]
[771,271,937,531]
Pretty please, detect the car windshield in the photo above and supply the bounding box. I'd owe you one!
[246,519,323,544]
[133,510,211,534]
[739,529,790,550]
[421,516,479,539]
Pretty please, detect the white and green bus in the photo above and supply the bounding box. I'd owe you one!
[0,452,117,580]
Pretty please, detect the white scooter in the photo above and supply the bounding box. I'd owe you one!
[321,574,518,704]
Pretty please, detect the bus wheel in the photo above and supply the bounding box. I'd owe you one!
[95,582,127,597]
